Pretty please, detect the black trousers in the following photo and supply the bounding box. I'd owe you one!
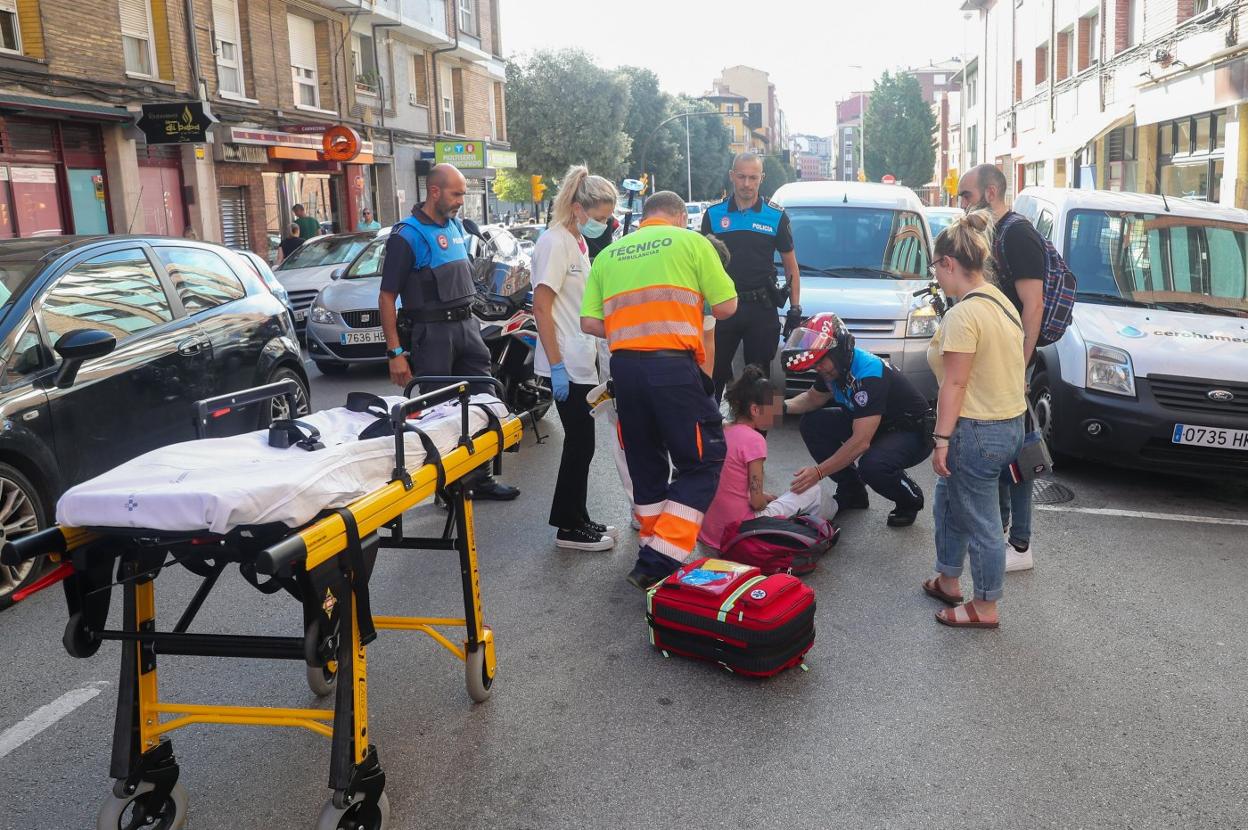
[712,299,780,400]
[799,408,930,509]
[407,317,492,393]
[549,381,597,529]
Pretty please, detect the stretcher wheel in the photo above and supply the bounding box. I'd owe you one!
[64,611,102,659]
[96,780,188,830]
[465,646,493,703]
[306,662,337,698]
[315,790,389,830]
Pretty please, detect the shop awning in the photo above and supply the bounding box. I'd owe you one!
[1013,104,1134,163]
[0,94,132,122]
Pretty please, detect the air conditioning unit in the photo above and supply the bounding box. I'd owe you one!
[408,92,419,106]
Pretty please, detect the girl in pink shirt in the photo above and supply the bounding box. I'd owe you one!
[699,366,821,552]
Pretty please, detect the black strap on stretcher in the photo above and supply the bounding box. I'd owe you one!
[331,507,376,647]
[268,419,325,451]
[469,402,507,475]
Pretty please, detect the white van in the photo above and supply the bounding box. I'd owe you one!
[770,181,937,398]
[1013,187,1248,477]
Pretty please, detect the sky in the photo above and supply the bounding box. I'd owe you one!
[498,0,973,137]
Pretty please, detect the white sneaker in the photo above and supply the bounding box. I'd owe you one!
[556,527,615,551]
[1005,538,1034,572]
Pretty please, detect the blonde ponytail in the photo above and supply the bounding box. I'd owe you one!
[934,208,997,282]
[550,165,618,231]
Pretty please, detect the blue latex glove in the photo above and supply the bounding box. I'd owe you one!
[550,362,570,402]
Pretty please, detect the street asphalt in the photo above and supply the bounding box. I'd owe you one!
[2,360,1245,830]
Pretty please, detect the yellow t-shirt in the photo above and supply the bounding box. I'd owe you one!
[926,283,1027,421]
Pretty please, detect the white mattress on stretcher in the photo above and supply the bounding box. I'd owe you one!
[56,395,510,534]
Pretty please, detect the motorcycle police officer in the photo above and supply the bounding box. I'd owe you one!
[700,152,802,400]
[378,162,519,500]
[782,313,932,527]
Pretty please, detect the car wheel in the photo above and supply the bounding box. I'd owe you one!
[265,366,312,427]
[314,361,349,376]
[0,462,48,610]
[1029,370,1071,465]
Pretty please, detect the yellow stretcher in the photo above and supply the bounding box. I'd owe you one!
[1,377,523,830]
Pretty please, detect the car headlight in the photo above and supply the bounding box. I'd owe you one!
[309,304,336,324]
[1086,342,1136,396]
[906,304,938,338]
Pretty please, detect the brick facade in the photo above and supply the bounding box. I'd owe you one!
[1035,43,1048,84]
[1114,0,1131,54]
[214,162,274,257]
[1077,16,1093,72]
[1056,30,1071,81]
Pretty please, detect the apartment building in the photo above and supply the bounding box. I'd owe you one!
[709,65,786,154]
[960,0,1248,206]
[0,0,509,256]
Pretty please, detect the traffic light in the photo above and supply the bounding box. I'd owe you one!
[746,103,763,130]
[530,174,546,202]
[639,173,649,194]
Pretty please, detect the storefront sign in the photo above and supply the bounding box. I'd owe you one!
[137,102,215,144]
[225,127,374,156]
[10,167,57,184]
[435,140,486,169]
[488,149,517,169]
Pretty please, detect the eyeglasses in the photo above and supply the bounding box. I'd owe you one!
[928,256,947,277]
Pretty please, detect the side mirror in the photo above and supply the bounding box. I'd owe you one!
[461,218,483,238]
[331,267,345,280]
[52,329,116,389]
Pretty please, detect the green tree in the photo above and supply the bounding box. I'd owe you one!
[505,49,632,180]
[862,71,936,187]
[618,66,678,183]
[761,154,793,200]
[491,169,535,204]
[671,96,734,202]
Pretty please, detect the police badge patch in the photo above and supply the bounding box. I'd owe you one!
[436,233,449,250]
[719,216,731,230]
[853,390,869,407]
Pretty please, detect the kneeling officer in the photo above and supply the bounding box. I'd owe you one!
[782,313,932,526]
[379,162,518,500]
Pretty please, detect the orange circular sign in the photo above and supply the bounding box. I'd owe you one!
[322,125,362,162]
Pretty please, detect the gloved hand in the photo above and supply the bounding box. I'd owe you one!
[550,362,570,402]
[783,305,804,339]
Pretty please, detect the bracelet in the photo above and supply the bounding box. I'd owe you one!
[814,465,823,480]
[932,432,951,440]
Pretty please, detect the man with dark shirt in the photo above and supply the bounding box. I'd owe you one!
[377,163,519,500]
[700,152,802,400]
[957,163,1043,570]
[781,313,932,527]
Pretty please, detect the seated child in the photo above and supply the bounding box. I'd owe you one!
[698,365,821,553]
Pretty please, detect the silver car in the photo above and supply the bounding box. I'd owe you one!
[305,224,527,375]
[274,231,378,333]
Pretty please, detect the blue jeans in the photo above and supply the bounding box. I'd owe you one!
[934,416,1024,602]
[999,472,1032,546]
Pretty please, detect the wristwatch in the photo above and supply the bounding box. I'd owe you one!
[386,346,406,359]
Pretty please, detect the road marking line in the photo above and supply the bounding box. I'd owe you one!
[0,681,109,759]
[1036,505,1248,527]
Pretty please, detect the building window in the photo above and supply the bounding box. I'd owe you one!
[351,33,378,95]
[409,51,428,106]
[1057,28,1073,81]
[968,124,978,167]
[439,63,455,134]
[966,70,978,107]
[1035,42,1048,85]
[0,1,21,53]
[1079,12,1099,71]
[212,0,245,96]
[287,14,320,109]
[458,0,477,36]
[1157,112,1224,201]
[120,0,155,76]
[1194,0,1212,12]
[492,81,505,140]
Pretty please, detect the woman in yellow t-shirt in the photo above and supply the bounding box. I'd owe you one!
[922,210,1026,630]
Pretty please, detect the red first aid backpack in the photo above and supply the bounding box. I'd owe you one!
[718,514,840,575]
[646,558,816,678]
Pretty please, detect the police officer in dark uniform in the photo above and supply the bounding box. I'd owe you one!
[700,151,802,400]
[781,313,932,527]
[379,163,519,500]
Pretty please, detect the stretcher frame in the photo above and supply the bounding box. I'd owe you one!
[2,377,522,829]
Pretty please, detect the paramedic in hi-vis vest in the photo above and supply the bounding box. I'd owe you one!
[581,190,738,590]
[378,162,519,501]
[700,152,802,401]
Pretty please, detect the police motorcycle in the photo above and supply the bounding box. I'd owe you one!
[461,219,552,421]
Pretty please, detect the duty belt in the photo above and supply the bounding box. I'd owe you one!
[403,305,473,323]
[737,287,772,304]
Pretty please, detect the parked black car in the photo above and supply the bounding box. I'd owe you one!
[0,236,310,608]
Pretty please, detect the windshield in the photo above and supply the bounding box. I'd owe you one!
[927,212,960,239]
[779,207,930,279]
[686,204,700,214]
[483,228,520,258]
[344,237,386,279]
[278,235,372,271]
[1065,210,1248,315]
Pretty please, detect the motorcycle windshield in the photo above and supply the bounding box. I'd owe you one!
[488,261,532,298]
